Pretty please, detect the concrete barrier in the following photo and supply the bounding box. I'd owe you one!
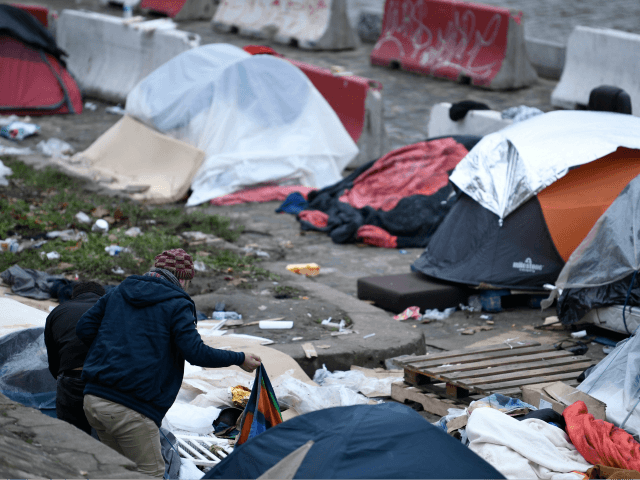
[139,0,217,20]
[370,0,537,90]
[525,37,565,80]
[427,102,511,138]
[552,26,640,115]
[288,59,385,167]
[212,0,359,50]
[56,10,200,104]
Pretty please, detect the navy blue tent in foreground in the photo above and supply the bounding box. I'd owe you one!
[206,403,504,479]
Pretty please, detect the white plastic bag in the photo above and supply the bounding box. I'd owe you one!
[273,374,369,415]
[312,365,402,397]
[578,333,640,436]
[164,403,221,435]
[0,160,12,186]
[36,138,74,158]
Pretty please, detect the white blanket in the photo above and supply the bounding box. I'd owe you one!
[467,407,591,480]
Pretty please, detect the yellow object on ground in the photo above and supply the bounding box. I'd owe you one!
[286,263,320,276]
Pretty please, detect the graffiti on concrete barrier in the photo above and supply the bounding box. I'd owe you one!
[372,0,512,85]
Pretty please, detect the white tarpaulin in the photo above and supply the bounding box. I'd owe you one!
[450,111,640,220]
[125,43,358,206]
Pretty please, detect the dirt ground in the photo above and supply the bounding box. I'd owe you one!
[1,0,615,367]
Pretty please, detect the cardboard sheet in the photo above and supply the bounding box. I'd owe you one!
[62,115,204,204]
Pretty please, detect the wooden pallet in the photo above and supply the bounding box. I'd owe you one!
[391,382,475,417]
[397,340,586,399]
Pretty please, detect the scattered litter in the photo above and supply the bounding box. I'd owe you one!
[393,306,421,321]
[242,246,270,258]
[124,227,142,237]
[544,316,560,325]
[45,251,60,260]
[182,231,222,245]
[91,219,109,233]
[194,261,207,272]
[36,138,74,158]
[0,143,32,156]
[571,330,587,338]
[258,305,267,311]
[84,102,98,111]
[461,325,494,335]
[421,307,456,322]
[0,121,40,140]
[210,311,241,321]
[312,365,403,397]
[302,343,318,358]
[0,239,19,253]
[75,211,91,224]
[486,320,495,325]
[165,403,221,435]
[480,314,493,320]
[306,313,312,317]
[111,266,125,275]
[46,230,87,242]
[105,245,131,256]
[259,320,293,329]
[291,337,303,341]
[363,333,375,339]
[239,317,284,327]
[286,263,320,276]
[105,105,126,115]
[399,249,408,254]
[316,345,331,349]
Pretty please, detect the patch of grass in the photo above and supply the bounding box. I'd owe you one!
[0,158,250,282]
[273,285,304,299]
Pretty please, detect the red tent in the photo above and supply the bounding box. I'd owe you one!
[0,4,82,115]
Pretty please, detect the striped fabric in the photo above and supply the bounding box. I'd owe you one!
[237,365,282,446]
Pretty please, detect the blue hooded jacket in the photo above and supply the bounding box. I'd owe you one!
[76,275,245,427]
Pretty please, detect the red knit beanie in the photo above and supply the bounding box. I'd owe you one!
[154,248,195,280]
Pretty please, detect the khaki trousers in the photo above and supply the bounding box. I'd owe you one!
[84,394,165,478]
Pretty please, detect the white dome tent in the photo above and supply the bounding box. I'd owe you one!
[125,44,358,206]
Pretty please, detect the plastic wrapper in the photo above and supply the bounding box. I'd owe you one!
[164,403,221,435]
[0,121,40,140]
[286,263,320,276]
[272,373,369,415]
[36,138,74,158]
[468,393,537,415]
[313,365,402,397]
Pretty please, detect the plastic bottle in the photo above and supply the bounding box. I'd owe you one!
[0,239,19,253]
[122,0,133,19]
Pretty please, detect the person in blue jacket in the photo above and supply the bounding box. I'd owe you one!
[76,248,261,477]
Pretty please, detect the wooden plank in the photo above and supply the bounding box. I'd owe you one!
[406,345,558,369]
[441,355,590,380]
[390,383,468,417]
[398,341,541,365]
[452,361,593,387]
[475,372,584,392]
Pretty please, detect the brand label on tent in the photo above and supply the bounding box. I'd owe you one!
[512,258,544,273]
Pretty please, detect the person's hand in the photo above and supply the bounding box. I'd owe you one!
[240,353,261,372]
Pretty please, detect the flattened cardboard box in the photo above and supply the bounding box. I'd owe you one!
[522,381,606,420]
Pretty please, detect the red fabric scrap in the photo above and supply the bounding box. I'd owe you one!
[356,225,397,248]
[338,138,468,211]
[298,210,329,229]
[564,401,640,471]
[210,186,316,206]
